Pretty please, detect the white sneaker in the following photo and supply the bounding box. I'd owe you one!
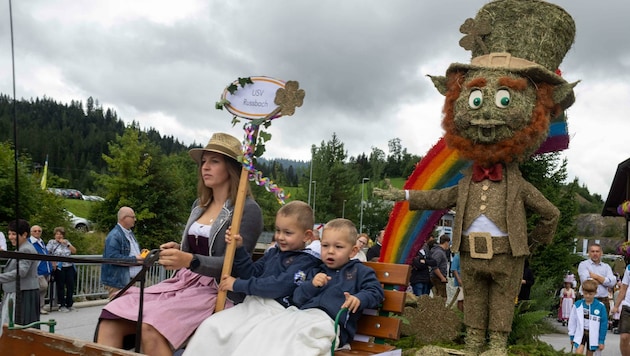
[59,307,69,312]
[40,308,49,315]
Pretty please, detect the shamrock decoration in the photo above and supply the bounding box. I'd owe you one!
[458,17,491,54]
[274,81,305,117]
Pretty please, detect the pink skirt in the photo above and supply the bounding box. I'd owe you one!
[102,269,232,349]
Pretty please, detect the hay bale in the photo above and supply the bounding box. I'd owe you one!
[401,295,462,344]
[405,291,419,307]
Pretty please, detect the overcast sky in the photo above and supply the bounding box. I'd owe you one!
[1,0,629,199]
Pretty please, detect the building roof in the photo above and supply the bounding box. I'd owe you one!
[602,157,630,217]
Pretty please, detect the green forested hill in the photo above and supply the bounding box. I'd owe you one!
[0,94,189,193]
[0,94,605,217]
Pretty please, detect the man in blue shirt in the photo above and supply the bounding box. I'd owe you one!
[29,225,53,314]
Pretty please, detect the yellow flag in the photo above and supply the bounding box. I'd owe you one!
[40,156,48,190]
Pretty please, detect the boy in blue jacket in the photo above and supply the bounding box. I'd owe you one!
[568,279,607,355]
[184,201,322,355]
[293,218,384,350]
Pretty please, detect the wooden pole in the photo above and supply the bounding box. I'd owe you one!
[215,107,281,312]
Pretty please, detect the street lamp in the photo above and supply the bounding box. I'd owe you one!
[312,180,317,220]
[359,178,370,234]
[342,199,347,218]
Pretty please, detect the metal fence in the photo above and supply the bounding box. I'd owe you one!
[74,255,175,300]
[1,255,174,302]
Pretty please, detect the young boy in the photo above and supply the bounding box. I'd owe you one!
[568,279,608,355]
[184,200,322,355]
[293,218,385,350]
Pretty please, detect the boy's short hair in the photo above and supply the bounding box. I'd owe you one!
[439,234,450,244]
[323,218,358,245]
[581,279,598,293]
[277,201,314,232]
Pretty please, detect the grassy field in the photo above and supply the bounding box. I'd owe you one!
[388,177,406,189]
[63,199,95,218]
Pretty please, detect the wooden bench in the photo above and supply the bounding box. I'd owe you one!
[1,325,143,356]
[335,261,411,356]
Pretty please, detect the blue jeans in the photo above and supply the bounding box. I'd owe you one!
[412,282,432,296]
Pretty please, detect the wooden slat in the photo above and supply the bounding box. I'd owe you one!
[0,326,144,356]
[364,262,411,287]
[355,315,401,340]
[335,341,396,356]
[381,290,406,314]
[334,262,410,356]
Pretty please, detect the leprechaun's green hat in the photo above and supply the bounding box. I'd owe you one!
[447,0,576,109]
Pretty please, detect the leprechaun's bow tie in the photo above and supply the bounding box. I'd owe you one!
[472,163,503,182]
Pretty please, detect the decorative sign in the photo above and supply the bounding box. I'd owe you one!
[220,76,285,119]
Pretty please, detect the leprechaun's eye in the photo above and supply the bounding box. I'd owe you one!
[495,89,511,108]
[468,89,483,109]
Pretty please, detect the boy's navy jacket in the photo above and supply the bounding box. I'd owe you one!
[231,245,320,307]
[293,259,384,346]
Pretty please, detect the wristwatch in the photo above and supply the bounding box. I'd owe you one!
[188,255,200,271]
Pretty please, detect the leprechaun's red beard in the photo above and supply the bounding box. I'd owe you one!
[441,72,560,166]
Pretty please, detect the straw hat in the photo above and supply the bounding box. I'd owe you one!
[188,132,242,164]
[445,0,576,108]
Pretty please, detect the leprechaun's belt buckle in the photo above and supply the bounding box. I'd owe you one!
[469,232,493,259]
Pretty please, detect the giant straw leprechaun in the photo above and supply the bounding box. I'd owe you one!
[374,0,577,354]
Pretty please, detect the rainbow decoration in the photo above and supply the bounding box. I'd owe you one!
[379,138,468,264]
[380,115,569,264]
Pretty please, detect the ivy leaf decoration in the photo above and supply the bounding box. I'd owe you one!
[215,98,230,110]
[459,18,491,54]
[259,131,272,143]
[227,83,239,95]
[231,116,240,127]
[254,143,266,157]
[251,118,265,126]
[238,77,253,88]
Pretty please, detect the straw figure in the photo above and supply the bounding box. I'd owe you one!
[375,1,577,354]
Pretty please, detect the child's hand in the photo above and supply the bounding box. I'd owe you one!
[341,292,361,313]
[312,273,331,287]
[599,344,605,351]
[219,275,236,292]
[224,227,243,248]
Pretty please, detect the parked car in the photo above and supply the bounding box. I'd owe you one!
[65,189,84,200]
[47,188,84,200]
[66,211,92,232]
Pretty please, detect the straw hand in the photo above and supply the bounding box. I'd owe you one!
[373,179,405,201]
